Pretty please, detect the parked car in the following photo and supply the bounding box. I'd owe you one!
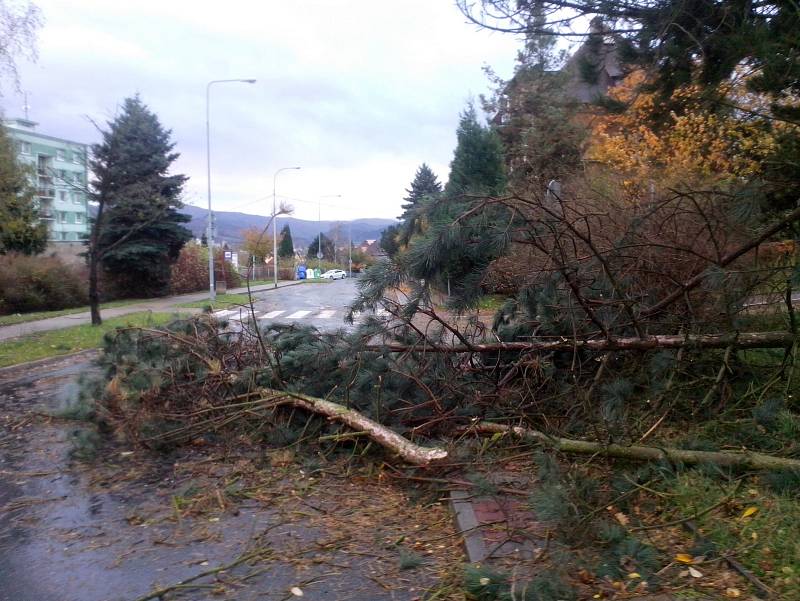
[320,269,347,280]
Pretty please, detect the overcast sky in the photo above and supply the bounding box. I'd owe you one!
[6,0,521,221]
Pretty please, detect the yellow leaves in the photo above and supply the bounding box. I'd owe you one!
[627,572,641,579]
[587,70,780,194]
[741,506,759,519]
[725,587,742,598]
[207,358,222,375]
[675,553,694,564]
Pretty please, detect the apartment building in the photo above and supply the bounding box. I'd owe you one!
[4,117,89,242]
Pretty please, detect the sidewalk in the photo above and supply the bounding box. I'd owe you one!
[0,280,301,342]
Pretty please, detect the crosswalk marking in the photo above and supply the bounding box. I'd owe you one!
[317,309,336,319]
[287,310,312,319]
[260,310,285,319]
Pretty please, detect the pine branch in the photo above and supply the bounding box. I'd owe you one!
[368,330,797,354]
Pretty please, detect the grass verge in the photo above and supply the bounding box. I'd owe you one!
[0,311,186,368]
[0,298,150,327]
[477,294,508,312]
[667,472,799,598]
[175,293,260,310]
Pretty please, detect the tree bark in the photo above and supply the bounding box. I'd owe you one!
[370,331,796,354]
[264,388,448,466]
[473,422,800,471]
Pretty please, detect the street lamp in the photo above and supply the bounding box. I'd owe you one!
[272,166,301,287]
[206,78,256,301]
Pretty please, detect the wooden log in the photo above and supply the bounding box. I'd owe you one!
[368,331,796,354]
[473,422,800,471]
[262,388,448,466]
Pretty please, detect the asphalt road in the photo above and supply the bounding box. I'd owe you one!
[215,278,383,332]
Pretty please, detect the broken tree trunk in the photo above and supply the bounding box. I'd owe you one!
[369,330,796,354]
[474,422,800,471]
[262,388,448,466]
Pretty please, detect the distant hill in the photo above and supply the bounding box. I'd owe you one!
[178,204,396,248]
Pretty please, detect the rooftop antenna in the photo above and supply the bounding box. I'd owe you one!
[22,92,30,120]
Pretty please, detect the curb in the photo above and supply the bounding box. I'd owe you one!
[0,348,100,377]
[450,490,490,563]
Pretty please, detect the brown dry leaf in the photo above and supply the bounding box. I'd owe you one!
[725,588,742,598]
[688,566,703,578]
[614,512,629,526]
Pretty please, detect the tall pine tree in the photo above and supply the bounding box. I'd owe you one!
[88,96,191,322]
[444,104,506,198]
[0,124,47,255]
[397,163,441,247]
[278,224,294,259]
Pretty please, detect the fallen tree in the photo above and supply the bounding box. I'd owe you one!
[472,422,800,471]
[368,330,797,354]
[267,389,448,465]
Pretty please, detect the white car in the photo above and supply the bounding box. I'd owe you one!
[320,269,347,280]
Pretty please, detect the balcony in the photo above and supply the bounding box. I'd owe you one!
[36,187,55,198]
[39,208,54,219]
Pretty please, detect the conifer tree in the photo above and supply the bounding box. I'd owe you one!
[88,96,191,323]
[397,163,441,247]
[307,233,334,262]
[277,224,294,259]
[379,224,401,258]
[444,104,506,198]
[0,124,47,255]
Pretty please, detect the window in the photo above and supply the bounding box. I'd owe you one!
[56,149,66,161]
[58,190,67,202]
[75,212,83,224]
[72,150,83,165]
[20,141,31,155]
[58,169,67,180]
[72,192,82,204]
[73,172,83,184]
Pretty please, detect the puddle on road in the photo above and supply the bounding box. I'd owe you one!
[0,354,462,601]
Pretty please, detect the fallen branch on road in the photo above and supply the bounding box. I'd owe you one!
[262,388,448,466]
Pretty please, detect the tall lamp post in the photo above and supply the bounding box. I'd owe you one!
[206,78,256,301]
[272,166,301,287]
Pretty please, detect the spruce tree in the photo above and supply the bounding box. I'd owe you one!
[91,96,191,301]
[307,233,334,262]
[278,224,294,259]
[444,104,506,198]
[397,163,441,247]
[0,124,47,255]
[379,224,401,258]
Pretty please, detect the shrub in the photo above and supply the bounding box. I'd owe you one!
[169,243,241,294]
[0,252,88,314]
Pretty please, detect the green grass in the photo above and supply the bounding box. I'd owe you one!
[175,293,261,310]
[477,294,508,311]
[669,472,800,598]
[0,298,150,327]
[0,311,186,368]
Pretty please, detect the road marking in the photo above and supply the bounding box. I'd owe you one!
[287,310,312,319]
[213,310,237,318]
[317,310,336,319]
[260,310,286,319]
